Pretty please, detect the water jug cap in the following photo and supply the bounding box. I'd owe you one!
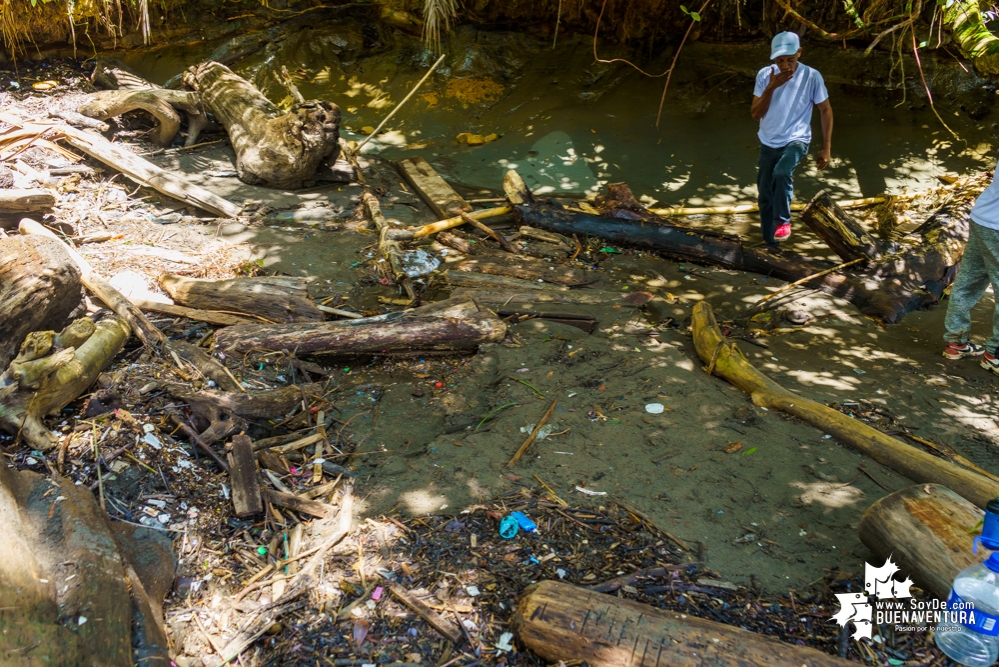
[981,498,999,552]
[986,552,999,573]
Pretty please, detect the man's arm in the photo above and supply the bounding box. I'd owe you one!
[816,99,833,170]
[750,67,793,121]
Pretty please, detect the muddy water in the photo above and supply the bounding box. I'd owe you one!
[123,23,999,592]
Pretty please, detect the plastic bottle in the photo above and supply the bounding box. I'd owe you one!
[935,498,999,666]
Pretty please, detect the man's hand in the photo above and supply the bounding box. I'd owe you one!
[816,147,831,170]
[767,67,794,92]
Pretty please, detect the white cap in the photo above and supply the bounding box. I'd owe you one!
[770,31,800,59]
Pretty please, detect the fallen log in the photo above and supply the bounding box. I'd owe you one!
[0,234,84,369]
[859,484,985,599]
[158,273,323,323]
[80,89,208,148]
[691,300,999,507]
[0,112,241,218]
[213,297,507,356]
[0,463,172,666]
[505,170,982,323]
[800,190,891,261]
[184,61,341,189]
[0,188,56,212]
[0,314,129,450]
[512,580,853,667]
[166,383,322,423]
[445,269,569,291]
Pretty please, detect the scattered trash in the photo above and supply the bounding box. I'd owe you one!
[400,249,441,277]
[499,514,519,539]
[645,403,665,414]
[495,631,515,652]
[575,486,607,496]
[510,511,537,533]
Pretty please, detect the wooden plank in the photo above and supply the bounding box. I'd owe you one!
[263,488,334,519]
[230,435,263,517]
[129,297,257,326]
[388,583,463,643]
[396,156,471,219]
[513,580,855,667]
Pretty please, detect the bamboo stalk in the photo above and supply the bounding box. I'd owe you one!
[411,206,511,238]
[648,195,898,217]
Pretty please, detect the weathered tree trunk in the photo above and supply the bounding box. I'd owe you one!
[166,383,322,427]
[691,300,999,508]
[0,314,129,450]
[80,89,209,147]
[0,463,174,666]
[159,273,323,324]
[859,484,984,600]
[512,580,854,667]
[454,255,596,286]
[801,189,891,261]
[213,298,507,356]
[183,61,341,189]
[0,235,84,369]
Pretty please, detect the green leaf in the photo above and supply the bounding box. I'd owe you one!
[918,40,928,48]
[743,447,758,456]
[690,11,700,21]
[680,4,689,12]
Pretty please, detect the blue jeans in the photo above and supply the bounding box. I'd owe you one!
[943,222,999,354]
[757,141,809,245]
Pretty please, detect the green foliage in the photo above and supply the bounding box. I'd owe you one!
[679,4,700,21]
[842,0,864,27]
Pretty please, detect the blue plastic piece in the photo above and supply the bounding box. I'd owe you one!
[511,511,537,533]
[499,515,519,539]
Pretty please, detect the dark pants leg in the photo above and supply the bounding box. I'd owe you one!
[757,141,809,245]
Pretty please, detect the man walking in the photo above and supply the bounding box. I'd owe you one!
[751,31,834,247]
[941,166,999,375]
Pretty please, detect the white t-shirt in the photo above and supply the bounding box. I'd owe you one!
[970,160,999,231]
[753,63,829,149]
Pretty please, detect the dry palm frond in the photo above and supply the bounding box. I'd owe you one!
[422,0,458,54]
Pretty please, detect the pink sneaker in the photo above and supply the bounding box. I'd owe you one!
[774,222,792,240]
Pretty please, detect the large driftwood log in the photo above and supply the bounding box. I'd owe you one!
[691,300,999,507]
[801,190,891,261]
[504,170,979,324]
[859,484,985,599]
[80,89,209,147]
[0,235,84,369]
[166,383,322,423]
[213,298,507,356]
[0,463,174,666]
[0,314,129,449]
[512,580,853,667]
[159,273,323,323]
[183,61,341,189]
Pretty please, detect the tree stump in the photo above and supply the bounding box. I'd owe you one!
[801,189,890,261]
[0,235,84,369]
[512,580,854,667]
[183,61,341,189]
[859,484,985,599]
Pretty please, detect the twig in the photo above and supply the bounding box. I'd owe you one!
[508,400,557,467]
[459,211,515,253]
[656,0,712,128]
[355,54,446,152]
[167,411,230,473]
[751,257,865,310]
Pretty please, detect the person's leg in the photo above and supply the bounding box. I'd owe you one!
[757,145,782,245]
[771,141,809,239]
[974,225,999,364]
[943,222,990,356]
